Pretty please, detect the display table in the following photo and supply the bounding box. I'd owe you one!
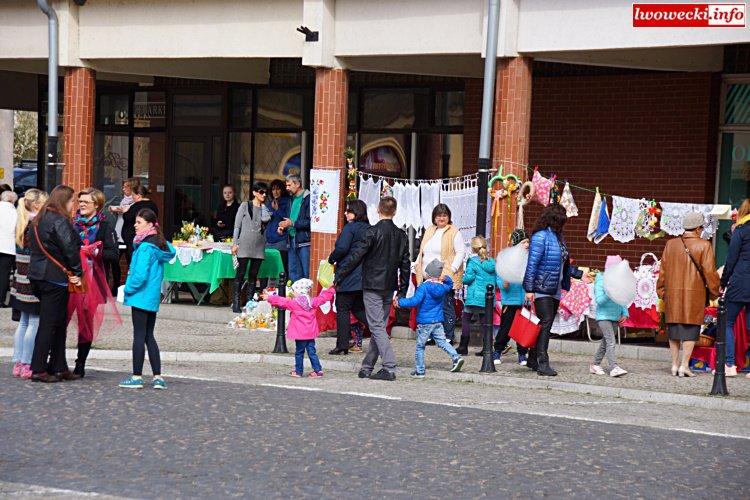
[691,310,748,370]
[163,247,284,304]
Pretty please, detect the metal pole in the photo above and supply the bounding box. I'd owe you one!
[476,0,501,238]
[273,272,289,353]
[710,295,729,396]
[480,284,496,372]
[408,132,417,259]
[37,0,59,192]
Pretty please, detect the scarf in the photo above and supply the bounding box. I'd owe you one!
[133,228,158,246]
[738,214,750,227]
[74,211,104,245]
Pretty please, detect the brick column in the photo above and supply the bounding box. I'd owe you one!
[490,57,533,253]
[62,67,96,192]
[309,68,349,285]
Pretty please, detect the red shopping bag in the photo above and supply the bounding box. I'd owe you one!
[509,305,542,349]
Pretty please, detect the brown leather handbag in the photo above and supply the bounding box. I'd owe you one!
[33,224,87,294]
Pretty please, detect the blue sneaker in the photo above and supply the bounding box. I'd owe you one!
[517,352,528,366]
[153,378,167,390]
[492,351,502,366]
[450,357,465,373]
[410,370,425,379]
[119,376,144,389]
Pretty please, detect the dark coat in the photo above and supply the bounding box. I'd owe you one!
[335,219,410,296]
[121,200,159,248]
[523,228,574,295]
[722,222,750,303]
[213,200,239,239]
[265,196,291,246]
[28,211,83,283]
[290,192,311,248]
[328,220,370,292]
[93,219,119,265]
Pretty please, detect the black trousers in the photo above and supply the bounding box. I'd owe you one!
[109,249,125,296]
[30,281,70,374]
[335,291,368,350]
[528,297,559,365]
[132,307,160,376]
[0,252,14,305]
[236,257,263,300]
[494,304,520,353]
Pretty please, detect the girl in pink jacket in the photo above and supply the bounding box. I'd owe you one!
[264,278,336,378]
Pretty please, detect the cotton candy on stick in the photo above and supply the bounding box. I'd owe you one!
[496,244,528,284]
[603,260,637,307]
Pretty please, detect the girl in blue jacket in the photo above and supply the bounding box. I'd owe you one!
[459,236,496,355]
[590,256,629,377]
[119,208,176,390]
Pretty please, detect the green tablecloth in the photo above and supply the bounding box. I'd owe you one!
[163,248,284,293]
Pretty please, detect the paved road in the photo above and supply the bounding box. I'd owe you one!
[2,362,748,499]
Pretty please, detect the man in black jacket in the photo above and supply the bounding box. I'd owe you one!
[335,197,410,381]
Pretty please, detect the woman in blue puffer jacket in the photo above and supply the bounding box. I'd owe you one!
[523,204,581,376]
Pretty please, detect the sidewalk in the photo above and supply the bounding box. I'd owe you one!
[2,307,748,410]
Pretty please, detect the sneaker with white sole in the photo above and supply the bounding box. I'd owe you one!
[726,365,738,377]
[589,364,606,375]
[517,353,527,366]
[119,376,144,389]
[450,358,465,373]
[153,378,167,389]
[493,351,502,366]
[410,370,425,379]
[610,366,628,377]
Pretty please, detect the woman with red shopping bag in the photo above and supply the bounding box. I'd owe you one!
[522,204,583,376]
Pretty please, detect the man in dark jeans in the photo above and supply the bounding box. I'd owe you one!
[335,197,410,381]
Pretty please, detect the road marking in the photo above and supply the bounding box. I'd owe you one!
[0,480,122,498]
[84,366,750,441]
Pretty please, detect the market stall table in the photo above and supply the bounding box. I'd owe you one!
[163,245,284,305]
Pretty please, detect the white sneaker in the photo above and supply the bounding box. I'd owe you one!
[589,364,606,375]
[726,365,738,377]
[610,366,628,377]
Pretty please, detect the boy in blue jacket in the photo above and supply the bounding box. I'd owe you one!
[397,259,465,378]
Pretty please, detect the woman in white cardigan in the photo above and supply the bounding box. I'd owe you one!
[0,190,18,307]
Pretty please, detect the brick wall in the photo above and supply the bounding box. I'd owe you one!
[526,72,720,268]
[62,67,96,192]
[310,68,349,285]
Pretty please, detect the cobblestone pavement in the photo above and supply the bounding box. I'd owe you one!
[2,360,749,498]
[2,307,749,400]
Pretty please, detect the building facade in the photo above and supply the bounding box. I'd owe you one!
[1,0,748,276]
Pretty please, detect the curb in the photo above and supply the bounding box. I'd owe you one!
[3,347,747,413]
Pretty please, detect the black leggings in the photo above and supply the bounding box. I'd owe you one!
[236,257,263,299]
[494,305,521,353]
[335,291,368,350]
[30,281,70,374]
[132,307,160,376]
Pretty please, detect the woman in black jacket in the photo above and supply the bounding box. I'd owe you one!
[328,200,370,355]
[213,184,239,241]
[28,185,83,382]
[122,186,159,263]
[721,198,750,378]
[70,187,120,377]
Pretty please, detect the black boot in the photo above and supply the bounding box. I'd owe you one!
[74,342,91,378]
[526,348,539,371]
[232,279,242,313]
[535,330,557,376]
[456,335,470,356]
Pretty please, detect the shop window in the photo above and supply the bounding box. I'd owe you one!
[254,132,301,185]
[359,134,408,177]
[133,131,166,193]
[716,131,750,264]
[348,92,358,131]
[362,91,415,130]
[172,94,222,128]
[435,91,464,127]
[724,84,750,125]
[257,90,303,129]
[94,132,130,210]
[98,94,129,126]
[231,89,253,128]
[40,94,64,129]
[133,92,166,128]
[229,132,252,201]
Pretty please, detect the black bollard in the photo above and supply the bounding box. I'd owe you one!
[480,284,496,373]
[273,272,289,354]
[710,295,729,396]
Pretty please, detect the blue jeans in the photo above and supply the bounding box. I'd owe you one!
[725,301,750,366]
[13,311,40,365]
[415,322,459,375]
[294,339,322,374]
[288,239,310,282]
[442,290,457,342]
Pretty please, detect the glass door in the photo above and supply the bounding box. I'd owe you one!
[717,131,750,263]
[170,136,223,235]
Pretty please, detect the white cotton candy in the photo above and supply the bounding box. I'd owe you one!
[496,245,528,284]
[603,260,637,307]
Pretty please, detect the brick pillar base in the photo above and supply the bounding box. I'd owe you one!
[309,68,349,285]
[490,57,533,254]
[62,67,96,193]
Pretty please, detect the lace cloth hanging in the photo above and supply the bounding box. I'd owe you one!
[358,175,381,225]
[532,169,552,206]
[560,181,578,217]
[609,196,642,243]
[420,182,440,231]
[660,202,719,240]
[633,252,660,310]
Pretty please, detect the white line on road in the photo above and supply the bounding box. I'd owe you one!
[259,383,324,392]
[338,391,402,400]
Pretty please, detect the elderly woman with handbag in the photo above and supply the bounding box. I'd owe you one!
[657,211,721,377]
[28,185,83,383]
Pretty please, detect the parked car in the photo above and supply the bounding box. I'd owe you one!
[13,163,38,196]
